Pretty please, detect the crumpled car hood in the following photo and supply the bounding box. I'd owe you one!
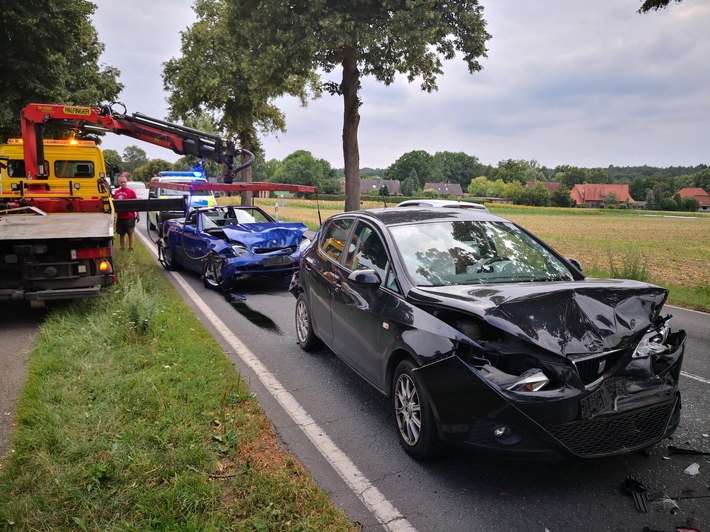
[222,222,306,249]
[409,279,667,356]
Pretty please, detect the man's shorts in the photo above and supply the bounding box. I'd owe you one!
[116,217,136,236]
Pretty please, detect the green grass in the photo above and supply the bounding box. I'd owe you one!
[0,245,358,531]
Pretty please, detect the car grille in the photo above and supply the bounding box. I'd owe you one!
[253,246,296,255]
[546,398,676,458]
[570,349,626,386]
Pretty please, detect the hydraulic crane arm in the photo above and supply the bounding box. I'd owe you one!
[20,102,253,181]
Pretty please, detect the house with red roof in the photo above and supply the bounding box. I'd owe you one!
[569,184,636,208]
[677,187,710,212]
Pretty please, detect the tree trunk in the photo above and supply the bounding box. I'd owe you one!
[341,48,361,212]
[240,135,253,206]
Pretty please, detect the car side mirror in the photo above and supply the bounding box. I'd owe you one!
[348,269,381,286]
[567,258,583,272]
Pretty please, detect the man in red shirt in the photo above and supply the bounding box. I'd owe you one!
[113,176,138,251]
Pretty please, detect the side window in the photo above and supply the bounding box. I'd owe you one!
[319,218,353,262]
[345,224,399,292]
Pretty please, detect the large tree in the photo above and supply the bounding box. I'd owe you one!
[223,0,490,211]
[163,0,319,205]
[0,0,122,140]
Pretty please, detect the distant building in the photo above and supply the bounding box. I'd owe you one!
[423,183,464,197]
[570,184,636,208]
[526,181,560,193]
[677,187,710,212]
[357,179,402,196]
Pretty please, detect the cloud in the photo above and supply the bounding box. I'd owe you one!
[92,0,710,171]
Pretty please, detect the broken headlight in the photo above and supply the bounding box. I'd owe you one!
[231,244,249,257]
[632,319,670,358]
[479,365,550,392]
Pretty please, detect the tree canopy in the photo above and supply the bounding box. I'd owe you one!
[207,0,490,211]
[163,0,320,204]
[638,0,683,13]
[0,0,122,140]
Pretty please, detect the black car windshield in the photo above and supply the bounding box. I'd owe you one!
[389,220,574,286]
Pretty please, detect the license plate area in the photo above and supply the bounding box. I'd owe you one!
[581,378,628,419]
[262,255,293,267]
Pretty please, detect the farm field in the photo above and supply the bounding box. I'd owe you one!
[253,198,710,312]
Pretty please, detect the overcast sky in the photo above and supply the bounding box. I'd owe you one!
[91,0,710,171]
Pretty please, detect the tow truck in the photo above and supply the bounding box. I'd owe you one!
[0,102,255,306]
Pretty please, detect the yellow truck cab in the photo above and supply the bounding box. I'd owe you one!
[0,138,109,196]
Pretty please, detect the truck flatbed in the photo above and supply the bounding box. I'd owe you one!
[0,212,114,241]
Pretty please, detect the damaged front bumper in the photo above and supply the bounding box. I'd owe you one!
[416,330,687,459]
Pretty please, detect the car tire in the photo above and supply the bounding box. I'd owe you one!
[202,256,223,290]
[393,359,442,461]
[295,292,323,351]
[161,240,179,271]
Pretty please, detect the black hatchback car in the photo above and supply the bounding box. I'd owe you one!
[289,208,686,461]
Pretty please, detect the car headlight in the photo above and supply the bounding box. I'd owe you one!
[231,245,249,257]
[479,365,550,392]
[633,322,670,358]
[299,237,311,252]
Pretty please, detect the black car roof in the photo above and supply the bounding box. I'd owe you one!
[338,207,509,227]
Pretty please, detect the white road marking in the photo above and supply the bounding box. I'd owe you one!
[137,232,416,531]
[681,372,710,386]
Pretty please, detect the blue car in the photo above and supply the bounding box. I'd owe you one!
[160,205,310,289]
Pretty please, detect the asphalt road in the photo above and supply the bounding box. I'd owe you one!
[135,227,710,532]
[2,227,708,531]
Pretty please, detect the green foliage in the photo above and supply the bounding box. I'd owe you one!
[431,151,486,189]
[0,0,122,141]
[490,159,538,184]
[422,188,439,199]
[521,183,550,206]
[550,184,574,207]
[400,172,422,196]
[132,159,175,181]
[467,176,490,197]
[608,250,650,282]
[645,190,656,210]
[502,181,526,203]
[121,146,148,173]
[602,191,619,207]
[270,150,336,196]
[163,0,320,167]
[214,0,491,210]
[384,150,434,189]
[553,165,589,189]
[638,0,680,13]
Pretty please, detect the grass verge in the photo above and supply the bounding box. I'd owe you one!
[0,244,358,531]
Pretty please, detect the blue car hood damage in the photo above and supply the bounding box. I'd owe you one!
[409,279,667,356]
[222,222,306,249]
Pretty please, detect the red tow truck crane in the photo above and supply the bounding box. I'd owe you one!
[0,102,257,306]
